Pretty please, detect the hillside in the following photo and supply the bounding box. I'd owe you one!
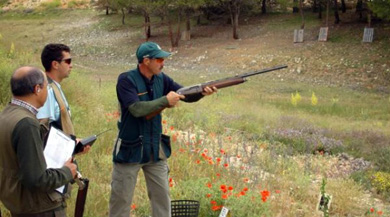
[1,7,390,217]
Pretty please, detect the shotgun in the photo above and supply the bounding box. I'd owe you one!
[74,172,89,217]
[146,65,287,120]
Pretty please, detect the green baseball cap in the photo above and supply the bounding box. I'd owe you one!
[136,42,171,63]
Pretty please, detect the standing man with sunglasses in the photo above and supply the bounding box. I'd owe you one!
[37,44,90,202]
[38,44,90,153]
[109,42,217,217]
[37,43,75,135]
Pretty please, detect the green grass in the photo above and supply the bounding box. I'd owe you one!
[1,8,390,216]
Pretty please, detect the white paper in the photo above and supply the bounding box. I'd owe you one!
[219,207,230,217]
[44,127,75,193]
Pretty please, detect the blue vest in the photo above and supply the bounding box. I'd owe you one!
[113,69,171,164]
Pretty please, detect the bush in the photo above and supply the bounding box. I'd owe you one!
[39,0,61,10]
[371,171,390,194]
[68,0,88,9]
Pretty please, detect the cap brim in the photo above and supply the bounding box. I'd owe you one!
[153,50,171,59]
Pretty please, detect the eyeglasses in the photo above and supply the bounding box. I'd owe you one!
[153,58,164,63]
[58,58,72,64]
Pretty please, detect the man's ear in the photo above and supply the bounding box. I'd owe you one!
[33,84,41,94]
[51,60,59,70]
[144,58,152,66]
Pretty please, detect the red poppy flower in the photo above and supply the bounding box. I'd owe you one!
[212,205,222,211]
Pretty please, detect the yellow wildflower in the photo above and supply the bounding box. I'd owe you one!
[291,93,297,107]
[311,92,318,106]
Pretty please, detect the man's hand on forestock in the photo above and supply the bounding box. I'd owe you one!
[167,91,185,107]
[202,86,218,96]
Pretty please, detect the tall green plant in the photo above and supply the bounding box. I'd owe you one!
[369,0,390,20]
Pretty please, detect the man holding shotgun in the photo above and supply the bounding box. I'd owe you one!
[109,42,217,217]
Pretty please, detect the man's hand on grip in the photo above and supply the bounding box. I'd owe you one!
[167,91,185,107]
[64,158,78,178]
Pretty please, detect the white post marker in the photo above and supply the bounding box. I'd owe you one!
[219,206,230,217]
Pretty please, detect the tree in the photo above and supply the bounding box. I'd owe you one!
[356,0,364,19]
[299,0,305,29]
[178,0,207,35]
[333,0,340,24]
[218,0,243,39]
[293,0,299,13]
[132,0,162,40]
[117,0,132,25]
[95,0,117,15]
[369,0,390,20]
[340,0,346,13]
[261,0,266,14]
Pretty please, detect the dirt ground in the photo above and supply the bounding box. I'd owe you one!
[2,7,386,93]
[1,7,390,215]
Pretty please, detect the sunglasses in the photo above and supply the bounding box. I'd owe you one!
[153,58,164,63]
[58,58,72,64]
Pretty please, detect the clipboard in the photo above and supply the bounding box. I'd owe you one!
[43,126,76,194]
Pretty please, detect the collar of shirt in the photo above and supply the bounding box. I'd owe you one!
[11,98,38,115]
[51,79,61,89]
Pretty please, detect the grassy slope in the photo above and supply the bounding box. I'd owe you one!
[1,9,390,216]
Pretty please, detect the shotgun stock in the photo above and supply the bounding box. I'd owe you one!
[145,65,287,120]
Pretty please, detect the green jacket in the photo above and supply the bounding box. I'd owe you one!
[113,69,171,164]
[0,104,73,214]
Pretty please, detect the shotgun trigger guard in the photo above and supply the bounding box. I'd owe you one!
[75,171,86,190]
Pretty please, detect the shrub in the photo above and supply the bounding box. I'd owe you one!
[39,0,61,10]
[371,171,390,194]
